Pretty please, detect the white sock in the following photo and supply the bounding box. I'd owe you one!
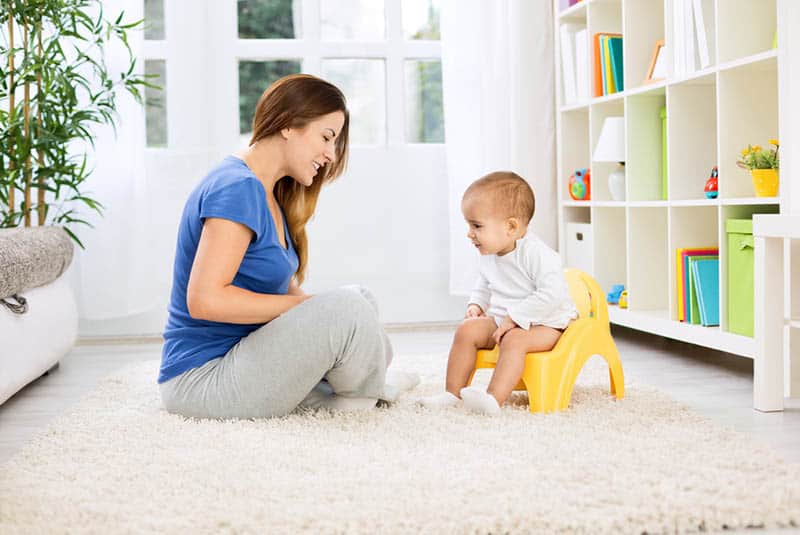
[382,370,421,401]
[417,391,460,409]
[460,386,500,415]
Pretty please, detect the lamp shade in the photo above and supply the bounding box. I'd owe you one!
[593,117,625,162]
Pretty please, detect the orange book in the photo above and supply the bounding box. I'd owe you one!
[593,32,622,97]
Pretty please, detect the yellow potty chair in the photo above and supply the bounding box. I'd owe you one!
[467,268,624,413]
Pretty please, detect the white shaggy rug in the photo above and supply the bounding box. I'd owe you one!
[1,354,799,534]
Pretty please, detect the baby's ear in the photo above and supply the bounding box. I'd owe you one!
[506,217,520,232]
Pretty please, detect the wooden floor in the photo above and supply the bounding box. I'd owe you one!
[2,326,799,466]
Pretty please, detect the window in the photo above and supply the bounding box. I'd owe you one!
[238,0,302,39]
[234,0,443,145]
[238,60,302,134]
[143,0,167,147]
[144,60,167,147]
[144,0,165,40]
[320,0,385,40]
[322,59,386,145]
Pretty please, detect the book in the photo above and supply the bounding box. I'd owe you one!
[692,258,720,326]
[687,255,716,323]
[684,0,696,73]
[602,36,614,94]
[608,36,624,92]
[575,28,590,100]
[692,0,710,68]
[560,24,578,104]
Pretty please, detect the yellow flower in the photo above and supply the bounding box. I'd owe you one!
[741,148,750,156]
[769,138,779,146]
[753,145,762,153]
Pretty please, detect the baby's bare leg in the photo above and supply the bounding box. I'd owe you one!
[445,318,497,397]
[488,325,563,405]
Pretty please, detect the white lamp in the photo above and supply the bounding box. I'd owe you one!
[593,117,626,201]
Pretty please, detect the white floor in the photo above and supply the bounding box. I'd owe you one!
[2,325,799,467]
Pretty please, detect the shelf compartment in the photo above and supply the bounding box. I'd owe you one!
[717,0,776,64]
[627,207,668,311]
[669,205,718,321]
[622,0,665,92]
[591,206,626,297]
[717,58,778,199]
[587,0,622,101]
[559,108,591,203]
[666,74,717,201]
[626,93,666,201]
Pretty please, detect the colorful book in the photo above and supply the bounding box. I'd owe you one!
[593,33,621,97]
[608,36,624,92]
[675,247,718,321]
[692,258,720,326]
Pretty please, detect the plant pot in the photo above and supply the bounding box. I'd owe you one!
[750,169,779,197]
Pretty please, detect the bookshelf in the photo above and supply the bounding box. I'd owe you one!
[554,0,786,358]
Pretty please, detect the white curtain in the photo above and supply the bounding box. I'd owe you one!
[72,0,157,320]
[441,0,556,295]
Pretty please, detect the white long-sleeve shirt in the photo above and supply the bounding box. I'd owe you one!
[468,234,578,330]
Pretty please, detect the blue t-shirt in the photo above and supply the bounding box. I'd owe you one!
[159,156,299,383]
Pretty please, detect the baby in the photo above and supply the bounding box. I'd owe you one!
[420,171,577,414]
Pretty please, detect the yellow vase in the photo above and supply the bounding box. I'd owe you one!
[751,169,779,197]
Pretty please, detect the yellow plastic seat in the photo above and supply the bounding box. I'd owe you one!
[467,268,624,413]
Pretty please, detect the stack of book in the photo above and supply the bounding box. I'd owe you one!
[593,33,623,97]
[673,0,715,76]
[560,24,591,104]
[675,247,719,326]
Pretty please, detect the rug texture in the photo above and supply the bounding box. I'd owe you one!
[1,354,799,534]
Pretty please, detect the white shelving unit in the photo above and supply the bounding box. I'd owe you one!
[554,0,787,358]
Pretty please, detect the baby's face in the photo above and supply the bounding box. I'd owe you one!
[461,196,517,256]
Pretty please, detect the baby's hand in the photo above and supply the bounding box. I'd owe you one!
[465,304,485,318]
[492,316,517,344]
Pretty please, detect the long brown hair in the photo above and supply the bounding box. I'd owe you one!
[249,74,350,284]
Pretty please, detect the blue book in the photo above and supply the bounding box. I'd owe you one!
[692,259,719,326]
[609,37,624,92]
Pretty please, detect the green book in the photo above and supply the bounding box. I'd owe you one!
[609,37,624,92]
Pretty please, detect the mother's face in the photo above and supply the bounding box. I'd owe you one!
[281,111,346,187]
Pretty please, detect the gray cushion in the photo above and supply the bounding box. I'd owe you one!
[0,226,74,300]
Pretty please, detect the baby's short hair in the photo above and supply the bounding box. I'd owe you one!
[463,171,535,224]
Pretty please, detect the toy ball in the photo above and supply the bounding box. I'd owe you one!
[569,168,591,200]
[704,165,718,199]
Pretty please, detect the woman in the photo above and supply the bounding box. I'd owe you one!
[159,74,415,418]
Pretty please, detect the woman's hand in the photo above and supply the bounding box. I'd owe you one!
[492,316,518,345]
[287,279,307,297]
[465,304,485,319]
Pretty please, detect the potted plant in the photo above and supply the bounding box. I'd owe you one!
[1,0,150,245]
[736,139,780,197]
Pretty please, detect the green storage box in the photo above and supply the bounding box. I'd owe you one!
[726,219,754,337]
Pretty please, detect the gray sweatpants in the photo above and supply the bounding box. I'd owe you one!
[159,286,393,419]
